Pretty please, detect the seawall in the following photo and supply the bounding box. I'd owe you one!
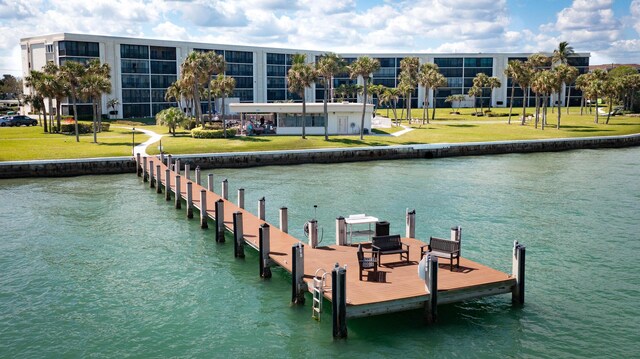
[1,134,639,179]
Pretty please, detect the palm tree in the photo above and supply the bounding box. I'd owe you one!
[418,63,438,124]
[349,56,380,139]
[203,51,226,123]
[82,59,111,142]
[316,53,345,140]
[472,73,489,114]
[445,94,465,113]
[59,61,86,142]
[468,86,482,114]
[589,69,608,123]
[518,63,535,125]
[552,41,575,65]
[575,73,590,115]
[24,69,48,132]
[211,74,236,138]
[287,53,317,139]
[531,70,558,130]
[504,60,523,124]
[181,51,207,127]
[552,64,577,129]
[156,107,188,136]
[430,73,447,122]
[397,79,413,124]
[381,87,400,124]
[526,54,551,125]
[399,57,419,123]
[487,77,502,112]
[165,80,184,108]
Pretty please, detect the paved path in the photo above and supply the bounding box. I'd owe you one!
[113,126,163,156]
[391,125,414,137]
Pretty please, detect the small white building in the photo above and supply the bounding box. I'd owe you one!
[229,102,374,136]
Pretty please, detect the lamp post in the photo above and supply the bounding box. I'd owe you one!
[132,127,135,155]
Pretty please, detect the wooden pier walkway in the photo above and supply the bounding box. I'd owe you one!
[138,155,523,334]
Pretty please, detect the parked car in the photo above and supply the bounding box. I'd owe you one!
[0,115,38,127]
[0,115,11,126]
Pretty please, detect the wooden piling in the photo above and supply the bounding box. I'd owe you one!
[452,226,462,256]
[258,197,265,221]
[149,160,155,188]
[222,179,228,200]
[165,169,171,201]
[174,175,182,209]
[237,188,245,209]
[215,199,225,243]
[279,207,288,233]
[233,211,245,258]
[512,241,526,305]
[291,243,305,304]
[175,159,181,176]
[207,173,214,192]
[406,209,416,238]
[185,163,190,181]
[308,220,318,248]
[332,264,347,339]
[186,181,193,219]
[336,216,347,246]
[424,254,438,324]
[156,165,162,193]
[259,223,272,278]
[195,166,201,185]
[142,156,148,182]
[200,189,208,229]
[166,154,172,169]
[136,153,141,177]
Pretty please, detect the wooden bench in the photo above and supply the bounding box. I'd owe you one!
[421,236,460,271]
[372,235,409,264]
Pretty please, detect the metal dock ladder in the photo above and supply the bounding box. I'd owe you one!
[312,268,330,321]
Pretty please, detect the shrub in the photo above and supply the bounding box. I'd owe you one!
[59,123,92,134]
[101,123,110,131]
[182,120,197,130]
[191,128,237,139]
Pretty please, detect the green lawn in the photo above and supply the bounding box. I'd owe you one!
[0,124,150,161]
[1,108,639,161]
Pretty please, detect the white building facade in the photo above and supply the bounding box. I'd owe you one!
[20,33,590,120]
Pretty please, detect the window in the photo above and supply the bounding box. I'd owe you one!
[267,77,286,88]
[434,58,463,68]
[150,46,176,60]
[150,61,176,75]
[123,104,150,118]
[59,41,99,57]
[121,44,149,59]
[151,89,167,103]
[375,57,396,68]
[267,89,286,101]
[46,44,54,53]
[234,77,254,89]
[233,89,253,102]
[464,58,493,67]
[225,50,253,64]
[226,63,253,76]
[121,59,149,74]
[123,89,150,103]
[122,74,150,89]
[278,114,325,128]
[151,75,177,89]
[267,53,286,65]
[267,65,286,77]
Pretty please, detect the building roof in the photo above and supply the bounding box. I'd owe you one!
[229,102,374,114]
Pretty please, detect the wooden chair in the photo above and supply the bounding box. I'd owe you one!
[357,244,379,281]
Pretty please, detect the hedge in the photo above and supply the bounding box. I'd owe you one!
[191,128,237,139]
[59,123,110,134]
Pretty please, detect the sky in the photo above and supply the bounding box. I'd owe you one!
[1,0,638,76]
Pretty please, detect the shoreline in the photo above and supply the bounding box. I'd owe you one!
[1,133,639,179]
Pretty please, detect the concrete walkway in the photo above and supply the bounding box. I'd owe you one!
[391,125,414,137]
[113,126,163,156]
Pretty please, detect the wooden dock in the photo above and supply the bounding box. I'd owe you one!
[137,154,525,337]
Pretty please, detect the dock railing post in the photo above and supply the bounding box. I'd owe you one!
[136,153,141,177]
[406,209,416,238]
[424,254,438,324]
[512,241,526,305]
[195,166,201,186]
[279,207,288,233]
[259,224,272,278]
[156,165,162,194]
[258,197,266,221]
[238,189,245,209]
[142,156,148,182]
[165,169,171,201]
[186,181,193,219]
[149,160,155,188]
[215,199,225,243]
[309,220,318,248]
[167,154,172,169]
[207,174,214,192]
[185,163,191,181]
[222,179,228,200]
[175,159,181,175]
[332,263,347,339]
[233,212,245,258]
[200,189,208,229]
[336,216,346,246]
[451,226,462,256]
[174,175,182,209]
[291,243,305,304]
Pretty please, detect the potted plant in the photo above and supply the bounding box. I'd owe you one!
[107,98,120,119]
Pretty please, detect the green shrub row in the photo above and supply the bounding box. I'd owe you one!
[59,123,110,134]
[191,128,236,138]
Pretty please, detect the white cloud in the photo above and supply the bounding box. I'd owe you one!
[631,0,640,34]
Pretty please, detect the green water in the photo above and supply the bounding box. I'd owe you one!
[1,148,639,357]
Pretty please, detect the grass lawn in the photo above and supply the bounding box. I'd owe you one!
[1,108,638,161]
[0,124,150,161]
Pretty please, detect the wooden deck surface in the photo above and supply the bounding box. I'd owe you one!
[144,157,516,318]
